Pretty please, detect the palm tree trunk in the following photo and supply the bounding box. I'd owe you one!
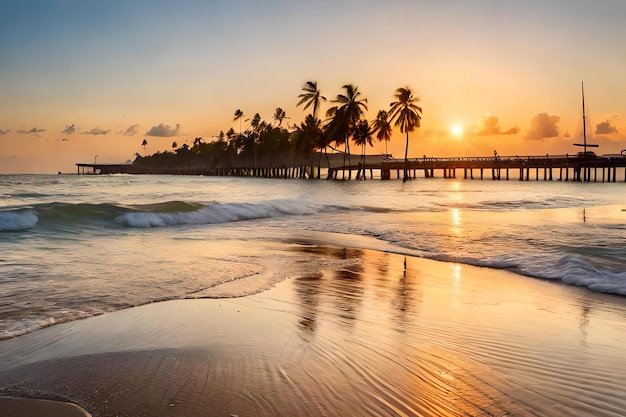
[403,131,409,182]
[346,133,352,180]
[317,150,323,179]
[361,144,366,181]
[324,147,330,179]
[342,133,348,180]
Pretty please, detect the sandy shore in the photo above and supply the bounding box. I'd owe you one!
[0,396,91,417]
[1,249,626,416]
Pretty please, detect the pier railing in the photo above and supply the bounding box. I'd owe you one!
[376,154,626,182]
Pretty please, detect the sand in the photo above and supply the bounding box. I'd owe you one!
[1,249,626,416]
[0,396,91,417]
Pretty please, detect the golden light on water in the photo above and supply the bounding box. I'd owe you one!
[451,208,461,227]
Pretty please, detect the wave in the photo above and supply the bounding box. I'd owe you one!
[554,255,626,295]
[116,200,316,228]
[0,199,317,231]
[335,224,626,297]
[431,252,626,296]
[0,210,39,231]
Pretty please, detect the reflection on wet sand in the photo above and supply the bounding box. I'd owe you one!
[1,248,626,416]
[288,246,626,416]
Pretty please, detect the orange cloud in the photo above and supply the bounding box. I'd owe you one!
[61,124,76,134]
[146,123,181,137]
[595,120,618,134]
[82,127,110,135]
[475,115,519,136]
[17,127,46,134]
[118,124,139,136]
[524,113,560,141]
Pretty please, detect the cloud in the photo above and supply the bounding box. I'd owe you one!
[146,123,180,137]
[118,124,139,136]
[0,129,10,135]
[17,127,46,134]
[61,124,76,134]
[475,115,519,135]
[524,113,560,141]
[595,120,618,135]
[82,127,110,135]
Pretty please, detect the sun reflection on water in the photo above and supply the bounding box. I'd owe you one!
[450,208,462,236]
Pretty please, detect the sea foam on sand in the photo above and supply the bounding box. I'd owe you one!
[1,250,626,417]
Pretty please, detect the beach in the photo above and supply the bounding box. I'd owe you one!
[2,249,626,416]
[2,174,626,416]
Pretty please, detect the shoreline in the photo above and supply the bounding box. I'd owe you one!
[2,250,626,416]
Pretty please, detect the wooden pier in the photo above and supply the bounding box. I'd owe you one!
[76,163,316,178]
[375,154,626,182]
[77,153,626,183]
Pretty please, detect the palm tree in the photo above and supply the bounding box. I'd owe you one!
[233,109,245,134]
[250,113,265,168]
[352,120,373,179]
[250,113,264,134]
[389,87,422,182]
[272,107,287,126]
[334,84,368,129]
[331,84,368,178]
[171,141,178,149]
[296,81,326,119]
[141,139,148,153]
[293,114,326,178]
[371,110,392,157]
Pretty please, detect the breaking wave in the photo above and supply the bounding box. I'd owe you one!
[116,200,317,228]
[0,200,317,231]
[0,210,39,231]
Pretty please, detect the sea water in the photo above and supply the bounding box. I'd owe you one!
[0,174,624,339]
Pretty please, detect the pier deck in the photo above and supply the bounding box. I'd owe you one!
[77,153,626,183]
[375,154,626,182]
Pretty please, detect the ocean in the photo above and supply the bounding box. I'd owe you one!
[1,173,625,340]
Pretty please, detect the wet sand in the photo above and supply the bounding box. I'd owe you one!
[1,249,626,416]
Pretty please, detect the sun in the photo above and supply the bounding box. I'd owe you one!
[450,125,464,138]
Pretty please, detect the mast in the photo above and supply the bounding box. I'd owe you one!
[573,81,598,157]
[582,81,587,154]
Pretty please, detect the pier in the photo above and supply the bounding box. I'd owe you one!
[374,154,626,182]
[77,153,626,183]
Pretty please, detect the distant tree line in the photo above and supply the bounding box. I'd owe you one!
[134,82,422,181]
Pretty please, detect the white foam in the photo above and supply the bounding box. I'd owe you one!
[556,255,626,295]
[114,200,315,228]
[0,210,38,231]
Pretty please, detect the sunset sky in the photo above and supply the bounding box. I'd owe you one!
[1,0,625,174]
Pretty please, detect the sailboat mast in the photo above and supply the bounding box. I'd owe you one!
[582,81,587,154]
[573,82,598,158]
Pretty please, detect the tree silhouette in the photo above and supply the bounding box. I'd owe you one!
[291,114,324,179]
[371,110,392,157]
[389,87,422,182]
[352,119,374,178]
[233,109,245,134]
[297,81,326,119]
[331,84,368,178]
[131,83,423,181]
[250,113,263,134]
[273,107,287,126]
